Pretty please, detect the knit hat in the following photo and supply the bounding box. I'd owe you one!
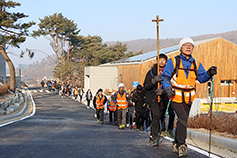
[159,54,168,61]
[179,37,194,50]
[118,83,125,88]
[137,84,143,91]
[97,88,103,93]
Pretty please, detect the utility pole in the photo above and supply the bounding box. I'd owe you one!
[152,15,164,102]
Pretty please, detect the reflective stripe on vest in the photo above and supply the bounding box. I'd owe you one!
[117,92,128,110]
[108,100,117,111]
[96,95,105,110]
[170,57,199,104]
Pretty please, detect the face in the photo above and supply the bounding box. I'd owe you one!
[159,58,167,68]
[98,91,102,95]
[119,87,124,92]
[181,42,194,56]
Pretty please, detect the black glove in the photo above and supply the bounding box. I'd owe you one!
[207,66,217,77]
[155,89,166,96]
[151,75,162,85]
[166,86,175,98]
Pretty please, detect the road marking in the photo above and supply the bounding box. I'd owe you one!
[164,136,221,158]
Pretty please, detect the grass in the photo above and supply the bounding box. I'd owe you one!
[188,113,237,136]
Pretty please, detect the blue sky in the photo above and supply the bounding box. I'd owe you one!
[7,0,237,67]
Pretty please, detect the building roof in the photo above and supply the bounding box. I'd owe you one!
[100,37,221,66]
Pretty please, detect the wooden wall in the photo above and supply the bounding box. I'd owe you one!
[116,38,237,98]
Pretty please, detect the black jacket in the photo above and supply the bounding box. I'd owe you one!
[132,89,147,113]
[143,63,168,109]
[86,91,93,100]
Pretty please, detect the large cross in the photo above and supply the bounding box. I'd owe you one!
[152,15,164,102]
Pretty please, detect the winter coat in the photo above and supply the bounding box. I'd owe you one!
[86,91,93,100]
[132,89,147,113]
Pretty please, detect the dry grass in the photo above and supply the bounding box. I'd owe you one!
[188,113,237,136]
[0,82,10,96]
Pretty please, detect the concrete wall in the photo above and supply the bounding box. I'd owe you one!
[0,53,6,83]
[84,66,119,95]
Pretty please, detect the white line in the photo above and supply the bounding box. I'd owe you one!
[0,88,36,128]
[163,136,221,158]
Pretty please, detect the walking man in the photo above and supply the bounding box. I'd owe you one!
[93,89,107,125]
[114,83,130,129]
[161,37,217,157]
[108,92,118,125]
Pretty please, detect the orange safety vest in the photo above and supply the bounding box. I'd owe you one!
[170,57,200,104]
[96,95,105,110]
[117,92,128,110]
[74,89,78,95]
[108,99,117,111]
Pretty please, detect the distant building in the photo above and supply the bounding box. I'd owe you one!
[0,53,6,83]
[94,37,237,99]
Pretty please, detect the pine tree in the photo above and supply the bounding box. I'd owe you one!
[0,0,35,92]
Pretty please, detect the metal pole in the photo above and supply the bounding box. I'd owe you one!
[208,76,214,157]
[152,15,164,102]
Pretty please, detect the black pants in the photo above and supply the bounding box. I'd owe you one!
[150,102,164,141]
[74,95,78,100]
[160,105,175,132]
[96,109,104,122]
[79,95,82,102]
[109,110,117,123]
[87,100,91,107]
[135,111,147,129]
[171,101,191,147]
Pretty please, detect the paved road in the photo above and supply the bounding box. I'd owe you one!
[0,90,208,158]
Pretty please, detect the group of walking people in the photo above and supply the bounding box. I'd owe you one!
[91,37,217,157]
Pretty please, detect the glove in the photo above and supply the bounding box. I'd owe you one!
[155,89,166,96]
[207,66,217,77]
[166,86,175,98]
[151,75,162,85]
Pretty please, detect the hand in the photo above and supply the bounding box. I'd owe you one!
[207,66,217,77]
[151,75,162,85]
[155,89,166,96]
[166,86,175,98]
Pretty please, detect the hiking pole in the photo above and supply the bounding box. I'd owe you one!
[158,98,172,144]
[208,76,214,157]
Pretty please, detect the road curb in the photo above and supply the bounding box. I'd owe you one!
[187,129,237,152]
[0,90,35,127]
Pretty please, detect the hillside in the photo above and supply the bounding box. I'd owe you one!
[21,30,237,84]
[106,30,237,53]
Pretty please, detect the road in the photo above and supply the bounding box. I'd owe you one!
[0,90,209,158]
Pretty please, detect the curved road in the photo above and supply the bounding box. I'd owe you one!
[0,90,208,158]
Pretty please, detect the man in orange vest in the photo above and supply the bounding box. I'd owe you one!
[108,92,118,125]
[114,83,130,129]
[93,88,107,125]
[161,37,217,157]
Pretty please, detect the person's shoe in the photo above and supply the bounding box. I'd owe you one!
[152,139,159,147]
[172,143,178,153]
[149,135,153,143]
[97,120,100,124]
[178,145,188,157]
[167,129,175,138]
[122,124,125,129]
[114,121,118,125]
[129,126,132,129]
[126,124,129,128]
[101,121,104,125]
[87,106,90,109]
[118,125,123,129]
[141,127,144,131]
[136,128,139,131]
[160,131,166,137]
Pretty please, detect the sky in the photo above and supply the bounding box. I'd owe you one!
[6,0,237,68]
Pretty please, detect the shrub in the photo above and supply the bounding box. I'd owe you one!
[0,82,10,96]
[188,113,237,136]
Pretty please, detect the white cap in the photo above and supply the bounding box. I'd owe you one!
[118,83,125,88]
[179,37,194,50]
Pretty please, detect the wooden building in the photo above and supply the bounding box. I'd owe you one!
[100,37,237,99]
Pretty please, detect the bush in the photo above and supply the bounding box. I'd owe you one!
[188,113,237,136]
[0,82,10,96]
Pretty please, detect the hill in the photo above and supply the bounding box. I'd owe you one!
[106,30,237,53]
[21,30,237,84]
